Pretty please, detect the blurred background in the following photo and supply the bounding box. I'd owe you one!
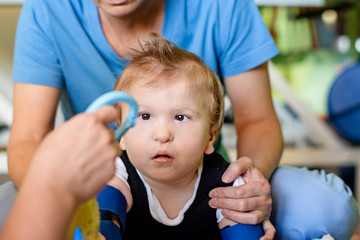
[0,0,360,204]
[0,1,20,184]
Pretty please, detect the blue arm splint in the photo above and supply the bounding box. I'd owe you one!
[221,223,264,240]
[97,185,127,240]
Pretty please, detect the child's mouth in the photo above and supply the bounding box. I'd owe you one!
[152,153,174,164]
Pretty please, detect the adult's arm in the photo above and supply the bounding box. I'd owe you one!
[7,83,61,188]
[209,63,283,229]
[225,63,283,179]
[0,107,118,240]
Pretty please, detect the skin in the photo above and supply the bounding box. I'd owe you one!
[8,84,61,188]
[95,0,165,59]
[1,107,119,240]
[8,1,281,238]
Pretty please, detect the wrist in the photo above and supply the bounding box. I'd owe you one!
[250,155,276,180]
[25,167,80,215]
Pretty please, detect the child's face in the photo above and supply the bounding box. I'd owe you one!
[119,78,216,184]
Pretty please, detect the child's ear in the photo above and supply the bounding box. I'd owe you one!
[204,127,217,154]
[119,138,126,150]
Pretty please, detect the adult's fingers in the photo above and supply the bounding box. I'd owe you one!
[220,209,267,225]
[209,182,272,224]
[260,220,276,240]
[92,106,117,125]
[109,128,122,155]
[210,180,270,199]
[209,192,270,213]
[221,157,253,183]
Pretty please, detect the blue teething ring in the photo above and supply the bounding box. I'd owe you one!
[85,91,138,142]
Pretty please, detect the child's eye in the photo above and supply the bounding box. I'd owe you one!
[174,114,190,122]
[139,113,152,120]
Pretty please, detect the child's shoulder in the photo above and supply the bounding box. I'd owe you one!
[203,152,229,169]
[201,152,232,187]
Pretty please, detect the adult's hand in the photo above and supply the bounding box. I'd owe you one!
[1,106,120,240]
[31,105,120,204]
[209,157,274,237]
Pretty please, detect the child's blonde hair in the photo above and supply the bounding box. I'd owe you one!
[114,33,224,138]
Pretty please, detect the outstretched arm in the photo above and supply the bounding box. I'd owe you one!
[1,106,119,240]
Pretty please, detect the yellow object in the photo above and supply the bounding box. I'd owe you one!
[67,198,100,240]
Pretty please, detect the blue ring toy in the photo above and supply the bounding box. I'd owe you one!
[85,91,138,142]
[74,91,138,240]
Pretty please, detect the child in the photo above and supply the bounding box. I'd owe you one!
[98,33,266,240]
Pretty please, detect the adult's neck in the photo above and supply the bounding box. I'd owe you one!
[99,0,164,36]
[98,0,165,58]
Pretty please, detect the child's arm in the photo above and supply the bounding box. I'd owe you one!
[96,158,133,240]
[107,175,133,212]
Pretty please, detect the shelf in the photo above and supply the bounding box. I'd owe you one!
[0,0,23,4]
[255,0,325,6]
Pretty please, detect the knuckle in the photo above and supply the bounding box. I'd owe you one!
[259,179,271,194]
[236,200,247,210]
[234,188,243,198]
[248,217,257,225]
[266,197,273,207]
[239,156,252,167]
[264,182,271,193]
[249,213,262,225]
[83,114,98,127]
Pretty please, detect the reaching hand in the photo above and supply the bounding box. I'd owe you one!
[209,156,275,239]
[29,106,120,205]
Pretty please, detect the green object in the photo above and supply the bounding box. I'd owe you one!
[214,133,231,163]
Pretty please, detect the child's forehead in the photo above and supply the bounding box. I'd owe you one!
[127,79,210,110]
[129,75,198,90]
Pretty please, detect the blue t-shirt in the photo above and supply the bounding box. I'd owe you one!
[13,0,278,119]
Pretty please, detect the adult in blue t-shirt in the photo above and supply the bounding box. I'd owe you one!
[3,0,359,239]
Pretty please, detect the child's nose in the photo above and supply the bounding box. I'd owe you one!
[153,121,174,143]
